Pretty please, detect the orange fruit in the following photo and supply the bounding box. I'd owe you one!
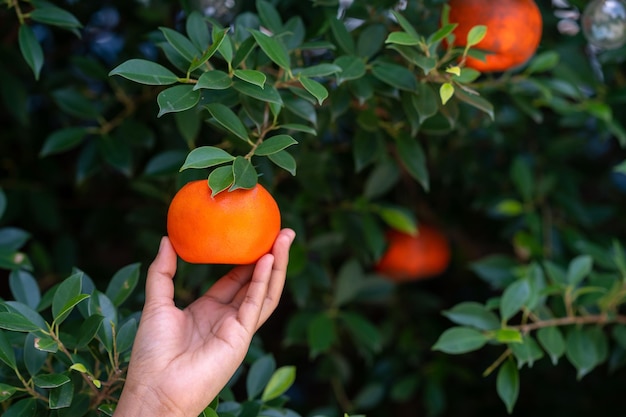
[375,225,451,282]
[447,0,543,72]
[166,180,281,264]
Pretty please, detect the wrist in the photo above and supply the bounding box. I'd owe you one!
[114,381,184,417]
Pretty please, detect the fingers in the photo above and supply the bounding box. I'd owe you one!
[232,228,296,332]
[258,229,295,325]
[145,237,178,307]
[205,264,256,304]
[204,228,296,305]
[236,253,275,333]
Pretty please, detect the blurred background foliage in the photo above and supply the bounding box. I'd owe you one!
[2,0,626,416]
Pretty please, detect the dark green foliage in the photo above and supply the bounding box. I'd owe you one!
[2,0,626,416]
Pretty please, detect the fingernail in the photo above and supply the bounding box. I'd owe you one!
[158,237,167,253]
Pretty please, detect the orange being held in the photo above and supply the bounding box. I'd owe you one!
[167,180,281,264]
[375,225,451,282]
[447,0,543,72]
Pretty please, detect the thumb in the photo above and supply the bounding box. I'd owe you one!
[145,237,177,306]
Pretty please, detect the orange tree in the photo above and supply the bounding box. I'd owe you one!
[1,0,626,415]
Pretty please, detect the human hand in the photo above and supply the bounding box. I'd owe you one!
[114,228,296,417]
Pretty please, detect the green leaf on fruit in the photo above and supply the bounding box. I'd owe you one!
[180,146,235,171]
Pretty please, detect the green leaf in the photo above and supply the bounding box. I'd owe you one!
[300,76,328,105]
[194,70,232,90]
[334,260,364,307]
[454,88,494,120]
[0,330,17,369]
[5,301,46,329]
[395,132,429,191]
[49,380,73,409]
[329,17,355,54]
[4,398,37,417]
[385,32,421,46]
[116,318,137,353]
[33,373,71,388]
[510,335,544,368]
[491,199,524,217]
[76,314,104,348]
[233,69,266,88]
[232,80,283,105]
[160,27,200,63]
[255,135,298,156]
[208,165,234,196]
[40,127,88,157]
[439,83,454,105]
[356,23,386,59]
[205,103,249,142]
[256,0,283,33]
[18,25,44,80]
[249,29,290,71]
[525,51,560,74]
[565,326,603,380]
[566,255,593,287]
[279,123,317,136]
[432,326,489,354]
[442,301,500,331]
[9,270,40,310]
[390,10,420,39]
[157,85,201,117]
[247,354,276,400]
[55,294,90,326]
[0,312,40,332]
[52,88,100,120]
[466,25,487,47]
[180,146,235,171]
[98,134,132,177]
[261,366,296,402]
[33,334,58,353]
[307,312,336,357]
[230,156,257,191]
[510,156,533,202]
[428,23,458,45]
[109,59,179,85]
[340,311,382,353]
[334,56,366,84]
[105,263,140,307]
[186,11,211,51]
[51,272,83,324]
[413,83,438,124]
[0,383,17,402]
[371,61,417,92]
[296,63,342,77]
[69,363,88,373]
[494,329,523,344]
[363,160,400,200]
[500,278,531,322]
[216,26,234,65]
[0,227,30,252]
[377,205,417,235]
[90,291,117,353]
[30,6,82,29]
[496,358,519,414]
[190,29,227,71]
[268,150,296,176]
[537,326,565,365]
